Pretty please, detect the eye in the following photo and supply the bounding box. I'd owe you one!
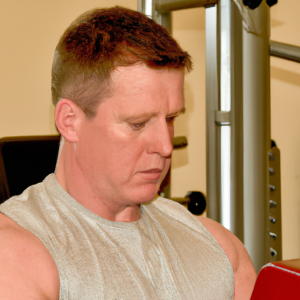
[131,122,146,130]
[166,116,176,123]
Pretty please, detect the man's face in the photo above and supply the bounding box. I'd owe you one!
[76,64,185,207]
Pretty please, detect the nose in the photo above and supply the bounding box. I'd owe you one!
[147,119,174,157]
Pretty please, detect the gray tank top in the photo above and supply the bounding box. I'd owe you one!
[0,174,234,299]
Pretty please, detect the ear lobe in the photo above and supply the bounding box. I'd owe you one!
[55,99,81,143]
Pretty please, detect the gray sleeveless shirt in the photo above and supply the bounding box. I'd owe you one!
[0,174,234,299]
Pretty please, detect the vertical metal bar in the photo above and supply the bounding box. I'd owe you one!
[219,0,232,231]
[230,2,244,242]
[138,0,155,18]
[146,0,155,17]
[243,1,271,273]
[205,4,221,222]
[217,0,244,241]
[206,0,244,242]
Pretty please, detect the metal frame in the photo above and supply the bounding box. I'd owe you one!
[205,0,244,242]
[139,0,245,241]
[155,0,217,12]
[138,0,274,272]
[139,0,216,33]
[226,0,244,240]
[243,1,271,272]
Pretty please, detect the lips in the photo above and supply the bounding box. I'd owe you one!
[139,168,163,181]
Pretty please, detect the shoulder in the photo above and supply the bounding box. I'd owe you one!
[0,213,60,300]
[196,216,257,299]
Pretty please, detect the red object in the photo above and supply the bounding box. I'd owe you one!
[251,259,300,299]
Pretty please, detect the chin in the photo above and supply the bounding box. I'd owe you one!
[130,183,160,204]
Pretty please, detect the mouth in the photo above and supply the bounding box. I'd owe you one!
[138,168,163,181]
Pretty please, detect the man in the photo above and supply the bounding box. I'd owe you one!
[0,6,256,300]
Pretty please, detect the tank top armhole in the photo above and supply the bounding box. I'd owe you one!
[149,197,235,290]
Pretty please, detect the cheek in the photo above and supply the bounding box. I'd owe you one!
[78,126,145,175]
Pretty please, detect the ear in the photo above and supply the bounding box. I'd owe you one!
[55,99,84,143]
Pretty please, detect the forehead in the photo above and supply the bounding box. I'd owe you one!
[103,64,185,113]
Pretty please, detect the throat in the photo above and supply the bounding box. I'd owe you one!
[113,205,142,222]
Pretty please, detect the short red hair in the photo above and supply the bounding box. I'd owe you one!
[52,6,192,118]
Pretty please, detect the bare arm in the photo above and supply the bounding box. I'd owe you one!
[196,216,256,300]
[0,213,60,300]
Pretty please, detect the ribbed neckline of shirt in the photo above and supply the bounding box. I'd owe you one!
[43,173,153,230]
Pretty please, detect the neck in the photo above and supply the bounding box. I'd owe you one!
[55,140,141,222]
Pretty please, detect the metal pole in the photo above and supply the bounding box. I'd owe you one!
[270,41,300,63]
[243,1,271,273]
[138,0,155,18]
[206,0,244,243]
[219,0,232,232]
[228,0,244,241]
[217,0,244,240]
[230,0,244,242]
[205,4,221,222]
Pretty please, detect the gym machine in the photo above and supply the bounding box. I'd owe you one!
[139,0,300,273]
[0,136,60,203]
[139,0,270,272]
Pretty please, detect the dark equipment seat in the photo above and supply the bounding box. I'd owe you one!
[0,135,60,204]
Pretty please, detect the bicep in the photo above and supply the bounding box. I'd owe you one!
[0,214,59,300]
[230,233,256,299]
[0,247,40,299]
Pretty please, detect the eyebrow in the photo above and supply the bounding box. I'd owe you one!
[167,107,186,118]
[121,107,186,123]
[121,112,158,123]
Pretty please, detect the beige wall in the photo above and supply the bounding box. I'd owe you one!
[0,0,137,137]
[1,1,300,260]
